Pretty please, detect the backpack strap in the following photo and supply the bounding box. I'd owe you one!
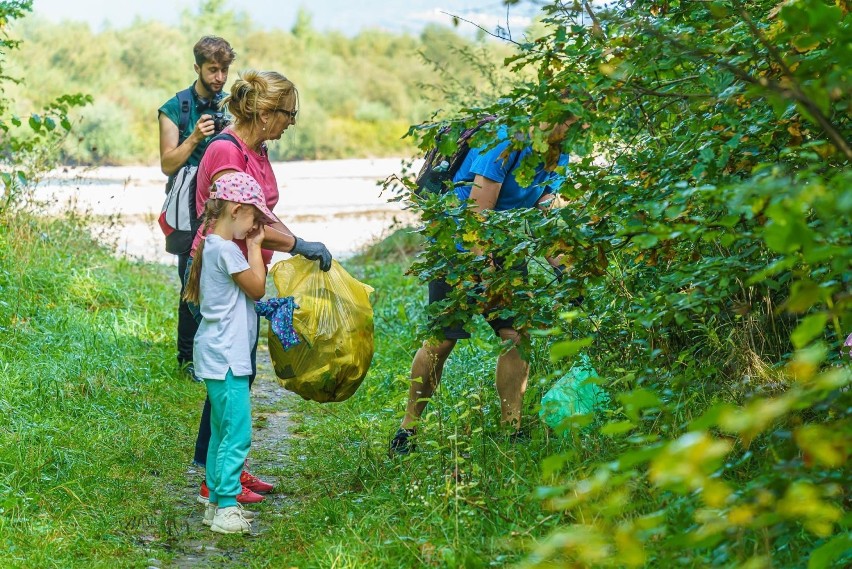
[175,88,193,145]
[189,133,251,234]
[210,132,249,165]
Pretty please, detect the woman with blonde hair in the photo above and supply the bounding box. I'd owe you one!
[187,70,332,506]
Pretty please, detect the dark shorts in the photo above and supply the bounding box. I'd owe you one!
[428,262,528,340]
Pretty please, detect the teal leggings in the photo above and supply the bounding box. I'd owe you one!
[204,370,251,508]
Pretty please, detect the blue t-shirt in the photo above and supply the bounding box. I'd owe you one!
[453,127,569,210]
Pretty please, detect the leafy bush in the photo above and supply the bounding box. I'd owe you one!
[386,0,851,566]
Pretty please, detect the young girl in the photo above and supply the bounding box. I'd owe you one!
[183,171,279,534]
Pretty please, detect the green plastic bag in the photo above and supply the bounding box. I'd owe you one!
[539,354,609,433]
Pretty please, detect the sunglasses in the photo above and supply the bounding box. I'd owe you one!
[275,108,298,119]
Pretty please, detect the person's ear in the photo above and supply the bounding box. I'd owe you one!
[194,63,201,76]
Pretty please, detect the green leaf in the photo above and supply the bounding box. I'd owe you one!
[791,313,828,349]
[808,532,852,569]
[632,233,659,249]
[549,337,593,361]
[618,388,662,421]
[764,219,801,254]
[601,420,635,436]
[689,402,735,431]
[617,445,662,469]
[792,34,820,52]
[784,280,823,313]
[541,451,576,478]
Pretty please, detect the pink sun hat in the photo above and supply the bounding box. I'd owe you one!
[211,172,280,225]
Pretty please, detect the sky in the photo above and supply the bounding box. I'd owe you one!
[30,0,540,36]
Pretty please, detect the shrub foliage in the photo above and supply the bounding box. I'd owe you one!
[389,0,851,566]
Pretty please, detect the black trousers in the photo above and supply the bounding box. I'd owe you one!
[177,252,199,365]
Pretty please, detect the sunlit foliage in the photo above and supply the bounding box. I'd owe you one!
[389,0,851,566]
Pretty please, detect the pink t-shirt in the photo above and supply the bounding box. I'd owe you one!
[191,127,279,266]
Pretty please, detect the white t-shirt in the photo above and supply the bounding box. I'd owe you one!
[193,234,257,380]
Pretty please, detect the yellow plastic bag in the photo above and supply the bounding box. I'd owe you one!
[268,256,374,402]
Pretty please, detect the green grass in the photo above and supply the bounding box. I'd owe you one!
[240,257,583,568]
[0,212,206,568]
[1,213,514,568]
[3,213,846,568]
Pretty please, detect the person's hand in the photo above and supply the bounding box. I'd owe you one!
[291,237,333,271]
[247,225,265,248]
[551,263,565,282]
[192,114,216,141]
[548,259,583,306]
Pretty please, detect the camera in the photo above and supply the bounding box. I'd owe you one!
[211,111,230,134]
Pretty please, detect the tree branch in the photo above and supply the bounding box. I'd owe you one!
[583,0,604,38]
[439,11,521,46]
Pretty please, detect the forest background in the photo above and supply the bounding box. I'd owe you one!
[6,1,520,164]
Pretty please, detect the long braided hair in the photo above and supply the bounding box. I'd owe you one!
[182,195,229,305]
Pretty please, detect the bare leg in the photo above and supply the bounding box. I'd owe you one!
[401,338,457,430]
[494,328,529,429]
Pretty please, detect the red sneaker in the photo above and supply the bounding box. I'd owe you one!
[197,480,209,504]
[240,470,274,494]
[236,486,265,504]
[198,480,265,504]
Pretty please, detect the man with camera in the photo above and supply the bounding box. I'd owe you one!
[158,36,236,381]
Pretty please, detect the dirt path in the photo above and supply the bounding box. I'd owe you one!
[153,344,299,568]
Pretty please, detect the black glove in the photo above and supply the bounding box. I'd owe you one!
[551,263,584,306]
[291,237,332,271]
[551,264,565,282]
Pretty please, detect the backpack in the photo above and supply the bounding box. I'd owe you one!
[158,129,247,255]
[414,116,523,198]
[414,116,497,196]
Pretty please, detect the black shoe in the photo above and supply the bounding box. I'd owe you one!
[508,428,530,444]
[389,428,415,456]
[183,362,203,383]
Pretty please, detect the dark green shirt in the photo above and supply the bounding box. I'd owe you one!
[158,83,225,167]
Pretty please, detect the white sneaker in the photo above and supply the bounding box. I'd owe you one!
[210,506,252,535]
[202,503,216,526]
[203,502,255,526]
[237,503,257,521]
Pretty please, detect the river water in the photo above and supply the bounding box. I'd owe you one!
[34,158,417,266]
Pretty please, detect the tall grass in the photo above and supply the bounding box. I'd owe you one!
[242,238,579,568]
[0,209,205,567]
